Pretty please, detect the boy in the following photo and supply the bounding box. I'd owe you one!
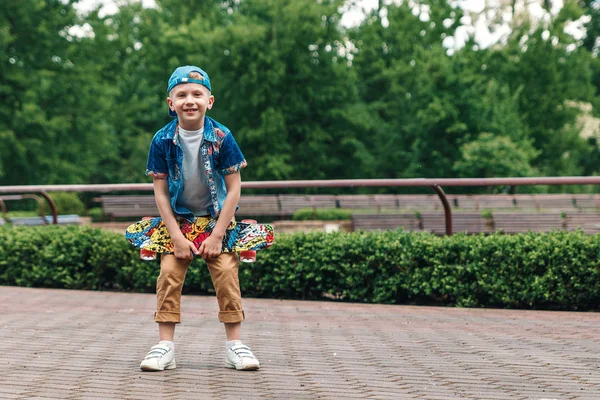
[140,65,259,371]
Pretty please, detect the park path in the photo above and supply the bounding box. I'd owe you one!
[0,286,599,399]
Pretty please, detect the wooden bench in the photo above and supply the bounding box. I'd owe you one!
[420,213,490,234]
[564,212,600,234]
[475,195,515,210]
[96,195,158,221]
[353,211,600,235]
[512,195,540,210]
[373,195,401,210]
[513,194,576,211]
[492,213,564,233]
[447,195,515,210]
[237,195,282,216]
[97,194,339,220]
[96,193,600,223]
[447,195,478,210]
[278,195,338,216]
[353,213,490,234]
[572,195,600,210]
[396,195,441,210]
[534,195,576,211]
[351,213,419,231]
[337,194,397,212]
[98,195,287,219]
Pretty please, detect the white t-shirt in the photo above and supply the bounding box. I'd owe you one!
[176,126,212,216]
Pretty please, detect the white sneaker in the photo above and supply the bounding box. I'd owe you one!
[225,341,260,371]
[140,342,176,371]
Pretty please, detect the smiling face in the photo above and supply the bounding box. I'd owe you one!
[167,83,214,130]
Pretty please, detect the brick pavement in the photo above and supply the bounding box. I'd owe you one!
[0,286,599,400]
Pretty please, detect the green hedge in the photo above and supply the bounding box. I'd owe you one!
[1,225,599,310]
[292,208,352,221]
[49,192,86,215]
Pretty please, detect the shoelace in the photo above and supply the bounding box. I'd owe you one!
[229,344,256,359]
[144,345,171,360]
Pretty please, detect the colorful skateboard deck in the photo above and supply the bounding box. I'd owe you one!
[125,216,274,254]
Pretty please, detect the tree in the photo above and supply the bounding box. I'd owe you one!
[482,4,595,176]
[453,132,538,178]
[198,0,366,181]
[349,1,535,182]
[0,0,114,185]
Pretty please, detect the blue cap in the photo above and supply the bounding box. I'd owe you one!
[167,66,211,117]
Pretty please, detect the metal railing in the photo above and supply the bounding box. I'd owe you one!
[0,194,48,224]
[1,176,600,234]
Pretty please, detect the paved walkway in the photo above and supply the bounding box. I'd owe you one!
[0,286,599,400]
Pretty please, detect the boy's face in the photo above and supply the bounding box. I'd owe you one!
[167,83,214,130]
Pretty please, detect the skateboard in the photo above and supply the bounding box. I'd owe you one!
[125,216,274,254]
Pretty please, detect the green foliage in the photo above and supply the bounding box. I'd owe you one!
[481,17,594,177]
[0,225,212,292]
[87,207,104,222]
[481,210,493,219]
[5,211,39,218]
[453,133,539,178]
[0,0,118,185]
[1,0,600,192]
[292,208,352,221]
[49,192,85,215]
[1,225,600,310]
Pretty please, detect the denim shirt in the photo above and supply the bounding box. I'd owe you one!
[146,116,247,220]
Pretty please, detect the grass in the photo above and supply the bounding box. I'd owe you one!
[4,211,40,218]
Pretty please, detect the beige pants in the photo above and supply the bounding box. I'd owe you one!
[154,252,244,324]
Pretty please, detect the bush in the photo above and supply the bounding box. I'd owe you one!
[87,207,105,222]
[292,208,352,221]
[5,211,39,218]
[49,192,85,215]
[1,226,599,310]
[481,210,493,219]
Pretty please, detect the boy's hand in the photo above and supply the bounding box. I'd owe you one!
[172,236,200,260]
[198,235,223,259]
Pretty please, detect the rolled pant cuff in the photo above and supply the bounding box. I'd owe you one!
[219,309,245,323]
[154,311,181,324]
